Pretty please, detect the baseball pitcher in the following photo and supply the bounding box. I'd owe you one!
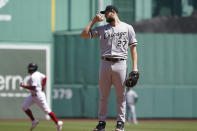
[81,5,138,131]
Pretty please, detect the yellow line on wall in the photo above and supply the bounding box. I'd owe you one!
[51,0,56,32]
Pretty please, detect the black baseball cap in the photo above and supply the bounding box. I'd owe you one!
[100,5,119,14]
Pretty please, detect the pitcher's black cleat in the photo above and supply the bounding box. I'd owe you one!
[115,121,124,131]
[93,121,106,131]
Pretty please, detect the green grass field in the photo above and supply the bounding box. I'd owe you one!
[0,119,197,131]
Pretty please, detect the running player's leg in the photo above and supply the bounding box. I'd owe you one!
[22,96,39,130]
[35,92,56,122]
[98,60,112,122]
[36,92,63,130]
[22,95,35,121]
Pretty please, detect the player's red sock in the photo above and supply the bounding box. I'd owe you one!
[25,109,35,121]
[49,112,58,124]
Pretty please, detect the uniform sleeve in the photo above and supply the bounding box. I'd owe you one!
[90,26,101,38]
[128,25,138,46]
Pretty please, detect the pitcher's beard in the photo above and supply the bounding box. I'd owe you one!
[107,17,115,23]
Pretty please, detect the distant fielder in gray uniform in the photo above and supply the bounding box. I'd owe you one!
[81,5,138,131]
[126,89,138,125]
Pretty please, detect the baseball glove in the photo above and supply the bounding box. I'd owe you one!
[125,71,139,88]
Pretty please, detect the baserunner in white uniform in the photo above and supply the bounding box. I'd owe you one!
[20,63,63,131]
[81,5,138,131]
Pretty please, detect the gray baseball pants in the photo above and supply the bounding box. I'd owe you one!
[98,59,127,122]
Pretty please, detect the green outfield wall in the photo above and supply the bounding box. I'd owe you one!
[53,33,197,87]
[52,32,197,118]
[0,0,52,42]
[52,86,197,118]
[0,43,51,119]
[0,0,195,38]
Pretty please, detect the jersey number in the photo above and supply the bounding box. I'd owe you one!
[117,40,127,47]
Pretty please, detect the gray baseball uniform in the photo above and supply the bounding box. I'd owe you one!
[126,89,138,124]
[91,22,138,122]
[126,89,138,105]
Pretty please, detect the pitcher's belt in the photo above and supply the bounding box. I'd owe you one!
[101,56,125,62]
